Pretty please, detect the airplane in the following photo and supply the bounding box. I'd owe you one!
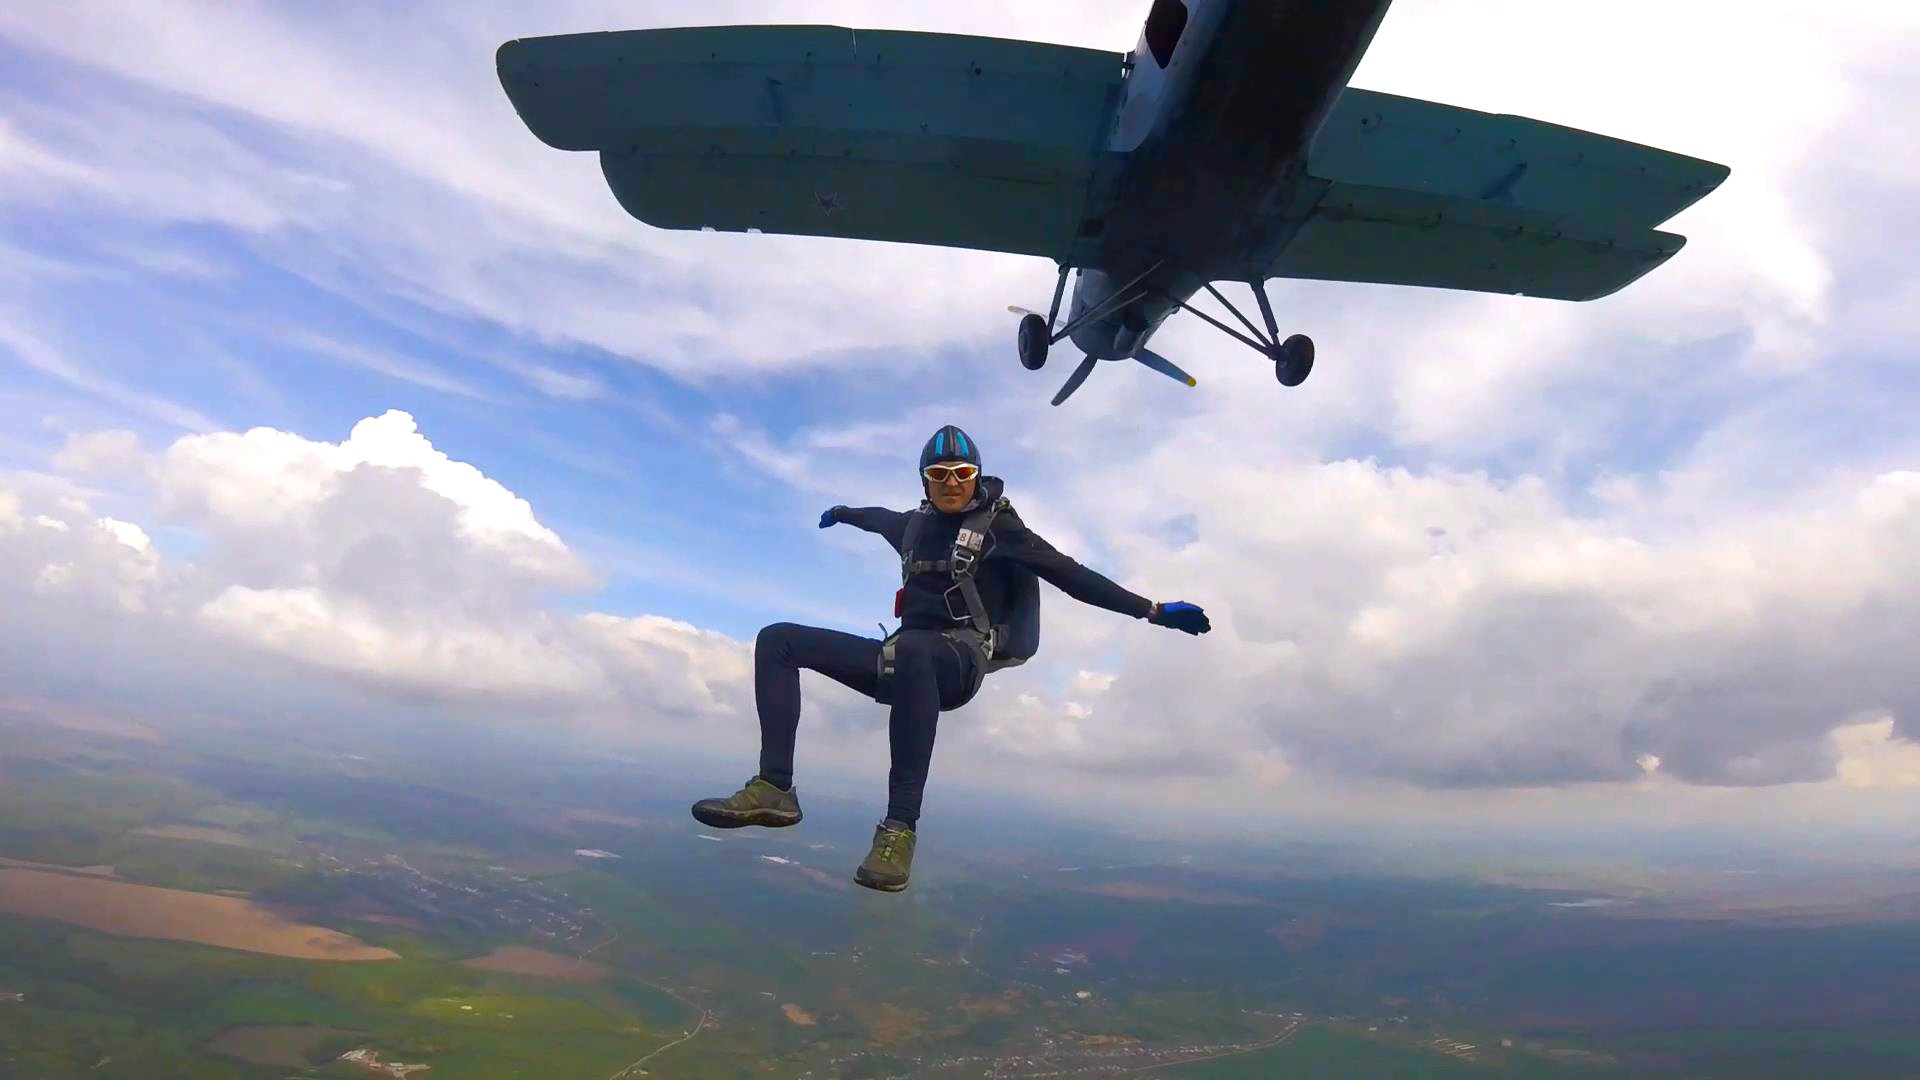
[496,0,1729,405]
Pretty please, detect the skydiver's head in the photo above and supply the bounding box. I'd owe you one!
[919,424,980,515]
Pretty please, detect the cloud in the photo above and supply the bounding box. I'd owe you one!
[159,409,580,586]
[196,585,602,702]
[916,456,1920,796]
[51,428,147,477]
[280,332,492,401]
[2,412,760,730]
[1,497,159,614]
[3,407,1919,842]
[1832,718,1920,790]
[5,0,1888,395]
[0,319,219,432]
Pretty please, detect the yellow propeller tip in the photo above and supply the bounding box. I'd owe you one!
[1186,377,1197,387]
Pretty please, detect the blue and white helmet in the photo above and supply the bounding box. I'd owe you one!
[919,424,980,475]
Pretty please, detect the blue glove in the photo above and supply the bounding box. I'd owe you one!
[1149,601,1210,635]
[819,506,845,529]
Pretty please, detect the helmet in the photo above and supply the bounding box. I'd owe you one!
[918,424,981,474]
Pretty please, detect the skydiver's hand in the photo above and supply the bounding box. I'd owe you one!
[819,506,846,529]
[1149,601,1210,635]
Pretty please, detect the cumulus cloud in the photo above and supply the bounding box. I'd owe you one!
[1832,718,1920,790]
[160,409,583,586]
[985,458,1920,792]
[0,496,160,613]
[51,428,148,477]
[4,405,1919,836]
[2,414,746,725]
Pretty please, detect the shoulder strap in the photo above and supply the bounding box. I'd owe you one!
[952,496,1007,570]
[947,496,1009,637]
[899,504,932,582]
[901,497,1008,582]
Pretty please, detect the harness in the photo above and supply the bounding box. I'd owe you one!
[876,494,1022,707]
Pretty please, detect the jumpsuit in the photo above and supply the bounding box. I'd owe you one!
[754,478,1154,825]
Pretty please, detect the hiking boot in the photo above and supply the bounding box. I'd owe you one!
[854,818,916,893]
[690,776,802,830]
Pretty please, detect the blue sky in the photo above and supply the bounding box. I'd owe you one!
[3,1,1919,837]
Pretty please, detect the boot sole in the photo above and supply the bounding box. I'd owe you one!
[853,869,908,892]
[690,804,801,830]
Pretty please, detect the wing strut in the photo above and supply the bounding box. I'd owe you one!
[1171,280,1317,388]
[1048,259,1164,346]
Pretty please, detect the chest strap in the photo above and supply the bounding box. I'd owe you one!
[899,497,1008,638]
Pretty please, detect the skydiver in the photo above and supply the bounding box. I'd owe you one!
[691,425,1212,892]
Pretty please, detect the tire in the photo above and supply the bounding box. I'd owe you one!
[1018,313,1050,370]
[1274,334,1314,387]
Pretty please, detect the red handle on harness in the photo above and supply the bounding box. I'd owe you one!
[894,587,905,617]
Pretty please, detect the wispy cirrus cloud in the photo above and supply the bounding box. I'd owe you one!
[0,318,218,432]
[278,330,493,401]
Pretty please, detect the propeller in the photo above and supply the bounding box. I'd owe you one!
[1133,348,1196,388]
[1050,355,1099,406]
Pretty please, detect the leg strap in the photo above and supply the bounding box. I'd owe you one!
[874,631,900,705]
[942,629,992,708]
[877,630,992,710]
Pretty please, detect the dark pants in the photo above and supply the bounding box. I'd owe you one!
[754,622,978,827]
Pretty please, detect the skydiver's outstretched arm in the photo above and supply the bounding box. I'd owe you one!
[986,512,1154,619]
[821,505,911,554]
[989,511,1211,634]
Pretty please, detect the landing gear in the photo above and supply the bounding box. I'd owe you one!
[1273,334,1314,386]
[1010,260,1166,401]
[1168,278,1317,390]
[1018,313,1049,370]
[1010,263,1071,373]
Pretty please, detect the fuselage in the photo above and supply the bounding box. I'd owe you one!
[1064,0,1394,361]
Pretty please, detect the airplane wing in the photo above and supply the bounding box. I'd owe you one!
[497,26,1124,261]
[1270,89,1730,300]
[1270,180,1690,301]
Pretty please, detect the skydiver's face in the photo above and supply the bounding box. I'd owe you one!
[924,462,978,514]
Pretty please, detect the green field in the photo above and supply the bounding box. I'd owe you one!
[5,713,1920,1078]
[0,916,693,1078]
[1163,1025,1617,1078]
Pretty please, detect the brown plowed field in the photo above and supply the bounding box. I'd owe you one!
[0,868,396,960]
[460,945,608,980]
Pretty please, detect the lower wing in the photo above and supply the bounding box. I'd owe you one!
[1269,180,1688,301]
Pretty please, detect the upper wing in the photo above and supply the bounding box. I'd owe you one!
[1269,89,1730,300]
[497,26,1124,260]
[1310,89,1729,227]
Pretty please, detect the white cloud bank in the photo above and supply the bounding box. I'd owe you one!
[999,459,1920,795]
[7,412,1920,820]
[9,412,748,728]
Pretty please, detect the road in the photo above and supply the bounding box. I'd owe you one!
[608,1007,709,1079]
[606,976,714,1076]
[1114,1020,1304,1075]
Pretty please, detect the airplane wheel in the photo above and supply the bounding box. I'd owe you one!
[1273,333,1314,387]
[1018,313,1049,370]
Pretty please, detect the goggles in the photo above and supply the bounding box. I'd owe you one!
[922,463,980,485]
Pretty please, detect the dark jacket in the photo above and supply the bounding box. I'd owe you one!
[835,475,1154,632]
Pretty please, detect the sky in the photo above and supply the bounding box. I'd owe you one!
[2,1,1918,846]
